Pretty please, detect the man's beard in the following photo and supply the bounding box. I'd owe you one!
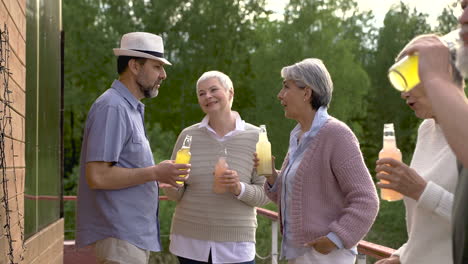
[456,45,468,78]
[137,79,160,98]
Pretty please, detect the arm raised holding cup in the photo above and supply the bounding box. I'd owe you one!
[384,3,468,263]
[398,29,468,264]
[376,32,464,264]
[410,36,468,168]
[392,31,468,167]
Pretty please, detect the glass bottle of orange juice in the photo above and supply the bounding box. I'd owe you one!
[379,123,404,201]
[256,125,273,177]
[175,135,192,185]
[213,148,228,194]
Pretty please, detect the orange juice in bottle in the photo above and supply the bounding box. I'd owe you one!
[379,123,404,201]
[213,148,228,194]
[175,135,192,185]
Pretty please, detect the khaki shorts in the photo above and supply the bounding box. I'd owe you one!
[94,237,150,264]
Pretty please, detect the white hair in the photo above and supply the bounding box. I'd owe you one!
[196,70,234,107]
[196,71,233,92]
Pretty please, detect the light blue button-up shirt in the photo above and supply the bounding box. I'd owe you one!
[76,80,161,251]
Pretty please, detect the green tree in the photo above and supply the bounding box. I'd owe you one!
[435,1,460,35]
[131,0,269,135]
[64,0,269,177]
[63,0,141,179]
[251,0,375,162]
[364,2,431,167]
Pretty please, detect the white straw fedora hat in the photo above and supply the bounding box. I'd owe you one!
[113,32,171,65]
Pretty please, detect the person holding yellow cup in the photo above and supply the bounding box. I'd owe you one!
[388,30,461,92]
[376,33,464,264]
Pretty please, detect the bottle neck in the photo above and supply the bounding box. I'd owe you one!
[219,148,227,157]
[182,137,191,148]
[259,132,268,141]
[383,137,397,149]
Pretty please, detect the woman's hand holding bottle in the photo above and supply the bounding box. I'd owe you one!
[375,158,427,201]
[217,169,241,195]
[253,152,278,186]
[213,160,241,195]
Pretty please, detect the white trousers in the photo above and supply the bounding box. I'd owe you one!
[94,237,150,264]
[288,247,356,264]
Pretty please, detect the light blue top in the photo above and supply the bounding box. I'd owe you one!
[271,106,357,260]
[76,80,161,251]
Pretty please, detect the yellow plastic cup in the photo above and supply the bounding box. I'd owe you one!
[388,29,461,92]
[388,55,420,92]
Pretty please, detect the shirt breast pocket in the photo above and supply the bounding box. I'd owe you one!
[127,134,152,166]
[132,135,144,144]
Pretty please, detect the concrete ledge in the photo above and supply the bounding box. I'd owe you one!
[24,218,64,264]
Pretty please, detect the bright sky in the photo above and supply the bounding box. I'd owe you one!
[265,0,461,28]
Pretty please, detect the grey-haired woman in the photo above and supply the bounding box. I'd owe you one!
[261,58,379,264]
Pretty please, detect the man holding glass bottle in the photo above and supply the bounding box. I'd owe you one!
[384,1,468,263]
[76,32,191,264]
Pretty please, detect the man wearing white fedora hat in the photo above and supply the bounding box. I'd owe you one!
[76,32,190,264]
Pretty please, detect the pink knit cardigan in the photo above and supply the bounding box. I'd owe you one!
[265,117,379,249]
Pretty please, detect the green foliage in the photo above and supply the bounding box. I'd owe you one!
[364,201,407,249]
[435,1,460,35]
[149,200,178,263]
[250,0,375,161]
[136,0,270,134]
[146,123,177,163]
[64,165,80,239]
[362,2,430,172]
[63,0,136,177]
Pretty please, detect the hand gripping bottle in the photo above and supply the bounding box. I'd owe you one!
[175,135,192,185]
[256,125,272,176]
[379,124,404,201]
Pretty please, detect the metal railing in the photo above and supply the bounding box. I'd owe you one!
[255,206,395,263]
[26,195,396,263]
